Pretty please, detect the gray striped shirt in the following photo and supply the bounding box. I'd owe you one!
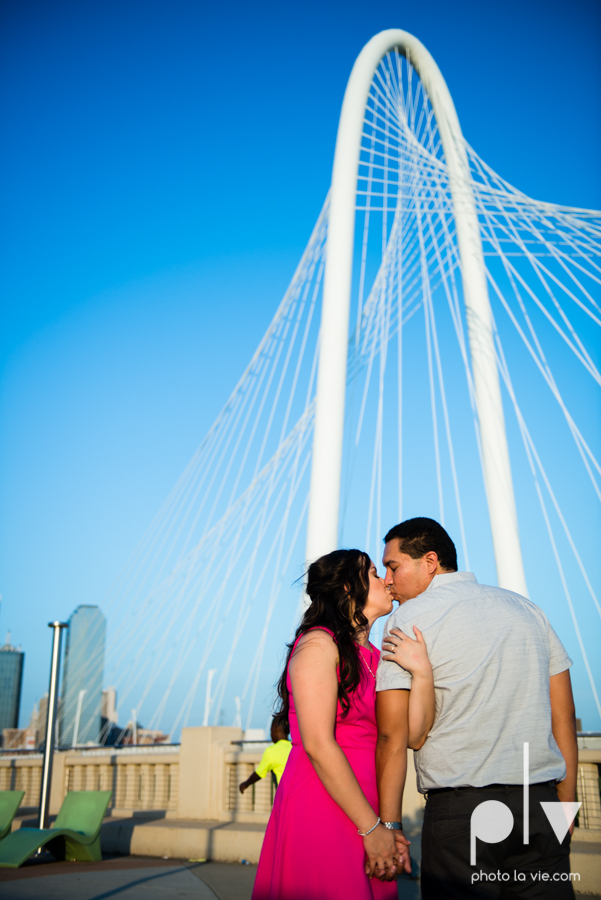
[376,572,572,792]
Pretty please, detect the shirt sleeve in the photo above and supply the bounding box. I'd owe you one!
[255,745,275,779]
[376,611,413,692]
[547,619,573,676]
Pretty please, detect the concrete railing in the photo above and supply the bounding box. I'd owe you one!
[577,736,601,830]
[64,750,180,816]
[2,729,599,830]
[0,745,180,817]
[225,750,277,821]
[0,753,43,808]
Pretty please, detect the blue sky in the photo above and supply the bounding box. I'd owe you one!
[1,0,600,730]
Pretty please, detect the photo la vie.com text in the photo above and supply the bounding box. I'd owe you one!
[471,870,580,885]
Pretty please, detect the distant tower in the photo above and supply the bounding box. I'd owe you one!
[101,686,118,726]
[100,686,119,743]
[60,606,106,746]
[0,632,25,743]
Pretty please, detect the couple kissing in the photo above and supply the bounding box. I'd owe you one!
[252,517,576,900]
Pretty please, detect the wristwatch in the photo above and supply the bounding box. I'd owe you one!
[382,821,402,830]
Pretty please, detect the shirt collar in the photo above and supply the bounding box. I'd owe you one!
[424,571,477,593]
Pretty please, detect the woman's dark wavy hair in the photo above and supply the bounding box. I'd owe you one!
[274,549,371,726]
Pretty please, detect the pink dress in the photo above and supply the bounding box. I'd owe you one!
[252,629,397,900]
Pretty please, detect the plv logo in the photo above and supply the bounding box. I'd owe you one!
[470,743,581,865]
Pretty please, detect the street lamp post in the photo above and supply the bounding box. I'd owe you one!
[39,621,68,830]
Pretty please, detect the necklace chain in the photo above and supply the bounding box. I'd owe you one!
[360,648,376,680]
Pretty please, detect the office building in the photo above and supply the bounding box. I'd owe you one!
[0,632,24,744]
[61,605,106,746]
[100,686,121,744]
[34,694,48,747]
[101,687,118,725]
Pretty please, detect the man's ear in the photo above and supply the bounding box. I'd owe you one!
[423,551,439,575]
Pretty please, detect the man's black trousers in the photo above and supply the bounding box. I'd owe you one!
[420,781,574,899]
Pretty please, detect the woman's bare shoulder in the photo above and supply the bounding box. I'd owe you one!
[291,628,338,664]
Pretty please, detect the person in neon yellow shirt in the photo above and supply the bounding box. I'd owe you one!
[239,718,292,793]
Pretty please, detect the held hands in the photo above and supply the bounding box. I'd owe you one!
[393,829,412,875]
[363,824,411,881]
[381,626,431,677]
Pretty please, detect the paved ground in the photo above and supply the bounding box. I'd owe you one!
[0,854,595,899]
[0,854,426,900]
[0,856,257,900]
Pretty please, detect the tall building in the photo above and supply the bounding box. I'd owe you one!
[100,686,120,744]
[30,694,49,748]
[0,632,24,745]
[101,687,118,726]
[60,606,106,746]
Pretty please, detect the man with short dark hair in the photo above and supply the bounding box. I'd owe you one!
[375,516,578,898]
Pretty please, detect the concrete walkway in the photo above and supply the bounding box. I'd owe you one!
[0,855,427,899]
[0,853,595,899]
[0,857,257,900]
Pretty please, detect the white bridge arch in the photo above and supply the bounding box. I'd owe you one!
[308,29,526,595]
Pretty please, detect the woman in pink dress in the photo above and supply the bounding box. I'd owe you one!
[252,549,435,900]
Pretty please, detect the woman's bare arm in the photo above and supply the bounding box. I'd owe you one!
[375,689,412,874]
[381,627,435,750]
[290,630,400,880]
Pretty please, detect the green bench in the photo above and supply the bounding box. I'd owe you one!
[0,791,25,841]
[0,790,112,868]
